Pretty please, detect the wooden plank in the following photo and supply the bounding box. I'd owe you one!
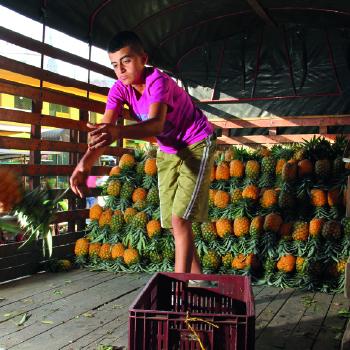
[0,251,35,269]
[0,56,109,96]
[255,289,311,349]
[210,115,350,128]
[0,261,40,284]
[255,288,295,340]
[1,164,111,176]
[284,292,334,350]
[0,79,105,113]
[51,231,84,246]
[254,285,283,318]
[0,108,87,131]
[312,293,349,350]
[0,271,123,327]
[52,209,89,224]
[0,135,130,156]
[46,288,142,349]
[0,241,34,258]
[217,133,339,145]
[342,320,350,350]
[0,274,147,348]
[0,270,102,306]
[0,26,115,79]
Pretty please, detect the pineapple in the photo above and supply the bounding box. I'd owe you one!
[231,188,243,204]
[133,199,147,211]
[242,185,259,201]
[309,217,324,238]
[224,147,235,162]
[332,156,344,179]
[201,222,217,242]
[131,211,148,231]
[74,238,89,259]
[210,165,216,182]
[124,207,138,224]
[249,216,264,237]
[310,188,328,218]
[89,204,103,221]
[259,156,276,187]
[263,213,283,233]
[278,190,296,211]
[297,159,313,178]
[144,158,157,176]
[215,161,230,181]
[119,182,134,209]
[314,159,331,181]
[245,160,260,183]
[202,250,220,271]
[123,248,140,265]
[222,252,233,269]
[292,221,309,241]
[232,254,247,270]
[99,243,112,260]
[215,218,232,238]
[109,166,121,176]
[0,168,23,213]
[192,222,202,238]
[281,162,297,183]
[321,220,342,240]
[111,242,125,260]
[279,222,293,239]
[88,242,101,258]
[230,160,245,179]
[99,209,113,227]
[214,190,230,209]
[233,217,250,237]
[132,188,147,203]
[275,158,287,177]
[277,255,296,273]
[260,189,278,209]
[146,219,161,239]
[110,211,124,233]
[295,256,306,273]
[149,251,163,264]
[119,153,136,170]
[146,187,159,206]
[107,179,121,196]
[342,217,350,237]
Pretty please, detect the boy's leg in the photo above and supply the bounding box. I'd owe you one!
[171,214,201,273]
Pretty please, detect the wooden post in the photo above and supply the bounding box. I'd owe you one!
[345,175,350,298]
[29,99,42,189]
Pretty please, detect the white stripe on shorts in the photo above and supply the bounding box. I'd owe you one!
[183,136,212,219]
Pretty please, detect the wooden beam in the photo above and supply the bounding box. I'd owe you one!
[217,133,339,145]
[210,115,350,129]
[0,56,109,96]
[0,136,132,156]
[246,0,278,27]
[52,209,89,223]
[0,26,114,79]
[0,79,105,113]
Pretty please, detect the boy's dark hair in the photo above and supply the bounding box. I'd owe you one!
[107,31,144,54]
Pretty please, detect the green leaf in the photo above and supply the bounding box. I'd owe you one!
[44,230,53,257]
[16,312,30,326]
[41,320,54,324]
[338,308,350,318]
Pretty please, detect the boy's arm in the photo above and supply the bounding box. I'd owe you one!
[88,102,167,150]
[70,109,119,197]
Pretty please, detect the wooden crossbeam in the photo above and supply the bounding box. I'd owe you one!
[246,0,278,27]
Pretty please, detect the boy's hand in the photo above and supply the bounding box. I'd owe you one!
[87,123,121,149]
[70,167,89,198]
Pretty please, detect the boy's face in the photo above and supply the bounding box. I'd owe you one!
[109,46,147,86]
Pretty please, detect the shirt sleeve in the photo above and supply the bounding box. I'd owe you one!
[148,75,171,106]
[105,81,125,115]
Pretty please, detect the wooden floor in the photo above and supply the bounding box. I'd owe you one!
[0,269,349,350]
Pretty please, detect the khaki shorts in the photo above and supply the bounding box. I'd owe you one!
[157,135,216,228]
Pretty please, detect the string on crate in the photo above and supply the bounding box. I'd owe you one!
[184,311,219,350]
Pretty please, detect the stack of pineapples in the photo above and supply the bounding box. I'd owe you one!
[75,136,350,292]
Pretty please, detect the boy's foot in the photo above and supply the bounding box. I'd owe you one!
[187,279,212,288]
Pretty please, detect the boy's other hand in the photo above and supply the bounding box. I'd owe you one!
[70,168,89,198]
[87,123,120,149]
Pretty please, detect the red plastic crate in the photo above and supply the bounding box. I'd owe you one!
[128,272,255,350]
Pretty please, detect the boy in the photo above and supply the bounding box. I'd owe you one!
[70,31,216,274]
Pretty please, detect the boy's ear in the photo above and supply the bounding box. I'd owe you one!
[142,53,148,65]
